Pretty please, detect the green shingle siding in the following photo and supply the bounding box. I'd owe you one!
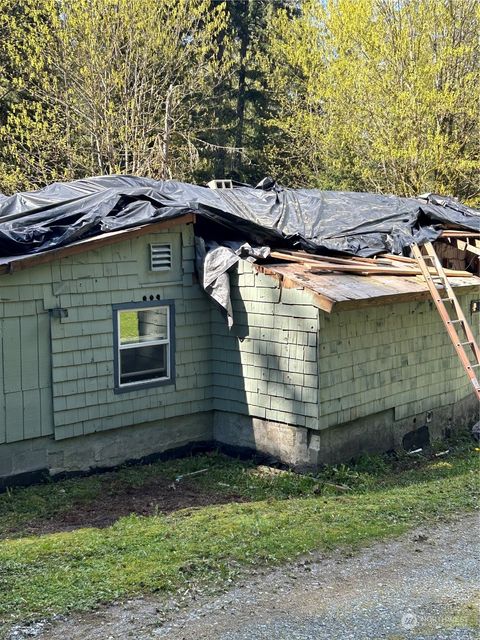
[0,222,213,444]
[5,392,23,442]
[317,295,478,428]
[49,225,211,440]
[0,224,477,454]
[211,263,319,427]
[0,297,54,443]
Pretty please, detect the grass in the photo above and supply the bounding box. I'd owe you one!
[0,451,386,538]
[0,440,478,629]
[414,593,480,636]
[441,596,480,630]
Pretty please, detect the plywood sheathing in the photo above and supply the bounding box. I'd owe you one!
[255,261,479,314]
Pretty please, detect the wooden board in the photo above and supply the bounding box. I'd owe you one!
[269,251,471,277]
[256,261,480,313]
[456,239,480,256]
[440,231,480,238]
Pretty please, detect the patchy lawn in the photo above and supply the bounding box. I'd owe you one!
[0,440,478,629]
[0,463,246,539]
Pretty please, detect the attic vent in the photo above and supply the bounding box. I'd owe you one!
[207,179,233,190]
[150,243,172,271]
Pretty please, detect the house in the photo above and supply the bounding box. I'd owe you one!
[0,204,478,488]
[212,258,479,465]
[0,214,215,487]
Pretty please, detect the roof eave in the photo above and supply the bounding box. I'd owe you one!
[0,213,195,276]
[255,263,480,314]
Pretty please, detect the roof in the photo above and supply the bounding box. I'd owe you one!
[256,260,479,313]
[0,175,477,322]
[0,175,478,260]
[1,209,476,316]
[0,213,195,276]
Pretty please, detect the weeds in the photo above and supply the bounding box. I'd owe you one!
[0,436,477,537]
[0,440,477,627]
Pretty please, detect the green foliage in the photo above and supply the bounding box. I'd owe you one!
[0,446,478,626]
[0,0,478,201]
[0,0,232,192]
[262,0,480,202]
[195,0,293,184]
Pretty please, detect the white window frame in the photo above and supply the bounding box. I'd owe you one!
[113,301,175,393]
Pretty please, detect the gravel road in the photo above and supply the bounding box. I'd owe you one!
[7,514,479,640]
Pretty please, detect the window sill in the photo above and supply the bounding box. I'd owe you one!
[113,378,175,394]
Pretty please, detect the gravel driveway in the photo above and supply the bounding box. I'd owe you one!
[7,514,479,640]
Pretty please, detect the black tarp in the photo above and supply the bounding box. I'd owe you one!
[0,175,478,258]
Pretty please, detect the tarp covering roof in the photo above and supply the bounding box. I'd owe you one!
[0,175,478,258]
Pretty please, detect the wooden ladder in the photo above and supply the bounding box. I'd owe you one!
[411,241,480,400]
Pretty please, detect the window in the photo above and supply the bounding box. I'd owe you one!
[113,301,174,392]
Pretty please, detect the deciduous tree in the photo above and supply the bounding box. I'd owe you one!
[0,0,231,192]
[262,0,480,202]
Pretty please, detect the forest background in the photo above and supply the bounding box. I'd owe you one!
[0,0,478,204]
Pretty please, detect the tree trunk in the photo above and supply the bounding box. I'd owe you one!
[234,0,250,166]
[162,84,174,179]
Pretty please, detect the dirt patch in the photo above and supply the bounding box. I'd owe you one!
[6,477,244,538]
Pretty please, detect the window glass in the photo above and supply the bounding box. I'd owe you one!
[119,307,168,345]
[120,344,167,385]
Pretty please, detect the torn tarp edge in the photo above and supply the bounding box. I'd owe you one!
[195,237,270,327]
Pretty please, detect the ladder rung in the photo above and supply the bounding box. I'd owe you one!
[412,241,480,401]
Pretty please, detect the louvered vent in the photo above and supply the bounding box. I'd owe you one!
[150,243,172,271]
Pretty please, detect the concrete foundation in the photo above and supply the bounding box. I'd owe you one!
[1,393,478,489]
[213,411,309,466]
[0,412,212,489]
[214,392,479,469]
